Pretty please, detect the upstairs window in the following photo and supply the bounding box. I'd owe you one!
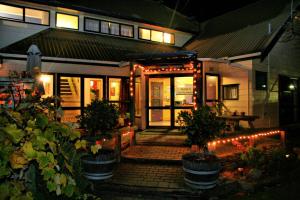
[120,24,133,37]
[100,21,109,33]
[109,22,120,35]
[0,4,23,21]
[139,28,151,40]
[25,8,49,25]
[85,18,100,32]
[139,27,175,44]
[163,32,175,44]
[151,30,163,42]
[56,13,79,30]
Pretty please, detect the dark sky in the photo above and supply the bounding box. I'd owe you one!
[161,0,260,22]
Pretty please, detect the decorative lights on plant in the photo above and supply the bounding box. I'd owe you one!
[193,62,201,110]
[207,130,281,147]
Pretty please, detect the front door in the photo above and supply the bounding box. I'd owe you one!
[147,75,193,128]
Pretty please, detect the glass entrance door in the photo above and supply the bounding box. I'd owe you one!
[147,76,193,128]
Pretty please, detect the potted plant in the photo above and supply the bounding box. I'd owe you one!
[178,105,225,189]
[77,99,120,181]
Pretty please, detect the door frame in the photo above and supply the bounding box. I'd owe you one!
[145,73,193,129]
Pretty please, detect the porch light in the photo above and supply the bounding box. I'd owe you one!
[288,83,295,90]
[40,74,50,83]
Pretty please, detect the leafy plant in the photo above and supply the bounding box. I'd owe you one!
[240,147,266,168]
[178,105,225,152]
[77,100,120,137]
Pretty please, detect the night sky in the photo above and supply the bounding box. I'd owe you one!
[162,0,260,22]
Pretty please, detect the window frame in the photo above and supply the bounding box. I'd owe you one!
[205,73,220,102]
[222,84,239,100]
[255,70,268,90]
[0,3,50,26]
[84,17,100,33]
[138,27,151,41]
[138,27,175,45]
[55,12,79,30]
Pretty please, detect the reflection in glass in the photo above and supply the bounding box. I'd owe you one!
[40,74,53,98]
[109,78,121,101]
[206,75,219,101]
[174,77,193,106]
[175,109,192,126]
[149,109,170,126]
[84,78,103,106]
[60,77,81,107]
[149,78,170,107]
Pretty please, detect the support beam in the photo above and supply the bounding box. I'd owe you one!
[129,62,135,125]
[193,60,203,109]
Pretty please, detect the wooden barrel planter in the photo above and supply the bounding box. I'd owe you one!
[182,153,221,189]
[81,149,116,181]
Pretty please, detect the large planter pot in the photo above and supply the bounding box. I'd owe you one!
[81,149,116,181]
[182,153,221,189]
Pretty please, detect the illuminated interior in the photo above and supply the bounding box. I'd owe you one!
[60,76,81,107]
[84,78,103,106]
[163,33,174,44]
[206,75,219,101]
[174,77,193,106]
[135,77,141,116]
[25,8,49,25]
[175,109,191,126]
[109,78,121,101]
[40,74,53,98]
[139,28,151,40]
[151,30,163,42]
[56,13,78,29]
[0,4,23,20]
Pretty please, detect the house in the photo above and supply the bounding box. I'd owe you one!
[0,0,299,130]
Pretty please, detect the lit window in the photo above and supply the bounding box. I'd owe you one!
[39,74,53,98]
[25,8,49,25]
[84,78,103,106]
[0,4,23,21]
[164,32,174,44]
[109,22,119,35]
[135,77,141,116]
[60,76,81,107]
[223,84,239,100]
[139,28,150,40]
[56,13,78,29]
[206,74,219,101]
[101,21,109,33]
[121,24,133,37]
[109,78,121,101]
[85,18,99,32]
[151,30,163,42]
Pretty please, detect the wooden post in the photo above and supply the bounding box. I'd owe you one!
[280,130,286,148]
[115,132,122,163]
[129,127,136,146]
[129,62,135,125]
[193,60,203,109]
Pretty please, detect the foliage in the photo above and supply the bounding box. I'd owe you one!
[178,105,226,151]
[240,147,266,169]
[77,99,120,137]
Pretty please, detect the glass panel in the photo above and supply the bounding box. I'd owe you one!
[109,78,121,101]
[255,71,267,90]
[101,21,109,33]
[60,76,81,107]
[85,18,99,32]
[121,24,133,37]
[151,30,163,42]
[25,8,49,25]
[135,77,141,116]
[0,4,23,20]
[139,28,150,40]
[56,13,78,29]
[84,78,103,106]
[39,74,53,98]
[149,109,170,126]
[174,77,193,107]
[175,109,192,126]
[223,85,239,100]
[61,110,80,123]
[163,33,174,44]
[149,78,170,107]
[109,22,119,35]
[206,75,219,101]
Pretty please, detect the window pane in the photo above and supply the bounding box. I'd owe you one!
[151,30,163,42]
[85,18,99,32]
[25,8,49,25]
[149,78,171,106]
[39,74,53,98]
[84,78,103,106]
[110,22,119,35]
[206,75,219,101]
[175,109,191,126]
[135,77,141,116]
[61,110,80,123]
[101,21,109,33]
[164,33,174,44]
[60,77,81,107]
[109,78,121,101]
[139,28,150,40]
[223,85,239,100]
[149,109,170,126]
[56,13,78,29]
[121,24,133,37]
[255,71,267,90]
[0,4,23,20]
[174,77,193,106]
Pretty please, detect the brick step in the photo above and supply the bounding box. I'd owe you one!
[121,156,182,165]
[136,141,186,147]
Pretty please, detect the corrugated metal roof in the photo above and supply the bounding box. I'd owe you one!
[185,0,299,59]
[0,28,179,62]
[21,0,200,33]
